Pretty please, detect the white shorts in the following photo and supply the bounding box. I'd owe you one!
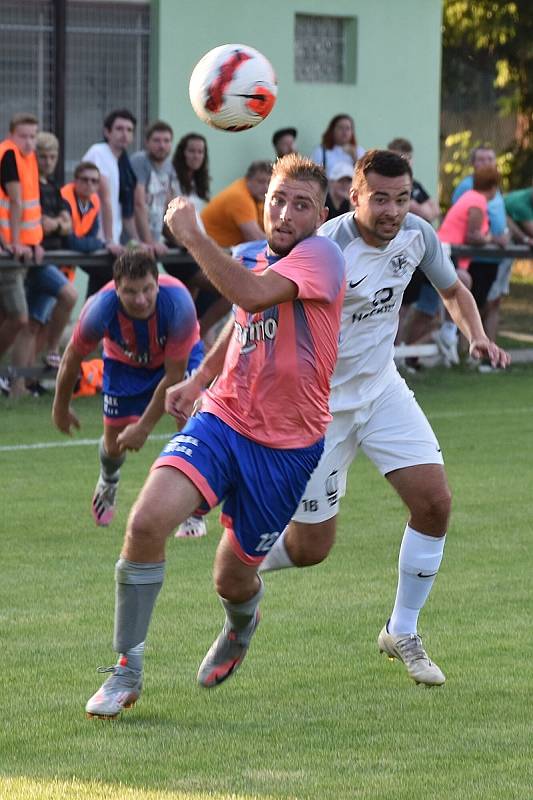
[293,372,444,523]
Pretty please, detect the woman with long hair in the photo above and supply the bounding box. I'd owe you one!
[171,132,210,211]
[311,113,365,178]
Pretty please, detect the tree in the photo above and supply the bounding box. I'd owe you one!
[442,0,533,189]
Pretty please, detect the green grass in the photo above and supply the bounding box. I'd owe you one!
[1,366,533,799]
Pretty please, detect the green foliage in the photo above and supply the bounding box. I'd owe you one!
[442,0,533,192]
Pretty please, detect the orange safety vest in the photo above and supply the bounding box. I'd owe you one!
[60,182,100,237]
[0,138,43,245]
[73,358,103,398]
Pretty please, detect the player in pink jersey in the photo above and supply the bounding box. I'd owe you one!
[85,154,345,718]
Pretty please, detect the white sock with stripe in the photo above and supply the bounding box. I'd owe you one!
[388,525,446,635]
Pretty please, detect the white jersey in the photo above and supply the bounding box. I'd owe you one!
[319,212,457,412]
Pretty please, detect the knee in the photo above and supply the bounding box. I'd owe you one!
[212,563,256,602]
[9,314,28,332]
[125,500,163,551]
[287,519,336,567]
[59,284,77,310]
[414,486,452,532]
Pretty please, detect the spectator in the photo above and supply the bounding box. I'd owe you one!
[434,166,508,369]
[272,127,297,158]
[130,120,175,256]
[387,137,441,359]
[311,114,365,178]
[61,161,105,254]
[451,145,511,343]
[170,132,210,213]
[82,109,143,295]
[165,132,214,328]
[325,162,353,219]
[440,166,507,305]
[504,179,533,245]
[0,113,43,375]
[201,160,271,248]
[60,160,105,299]
[9,132,77,395]
[387,138,440,224]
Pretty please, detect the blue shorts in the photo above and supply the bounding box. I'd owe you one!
[25,265,68,324]
[414,282,441,317]
[185,339,204,377]
[154,412,324,564]
[103,388,156,427]
[102,341,206,426]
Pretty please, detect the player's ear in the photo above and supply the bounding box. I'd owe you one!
[319,206,329,226]
[349,186,358,207]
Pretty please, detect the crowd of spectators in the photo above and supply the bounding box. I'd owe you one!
[1,108,532,397]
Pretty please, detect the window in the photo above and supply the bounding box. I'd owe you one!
[0,1,55,135]
[65,2,150,174]
[0,1,150,177]
[294,13,356,84]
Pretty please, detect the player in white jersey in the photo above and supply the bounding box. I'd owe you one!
[260,149,510,686]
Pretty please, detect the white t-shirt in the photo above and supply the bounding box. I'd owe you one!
[82,142,121,243]
[171,177,207,215]
[310,144,366,178]
[318,212,457,412]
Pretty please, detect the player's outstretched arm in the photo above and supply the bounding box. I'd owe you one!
[164,197,297,312]
[116,358,187,453]
[52,342,82,435]
[440,279,511,369]
[166,319,233,425]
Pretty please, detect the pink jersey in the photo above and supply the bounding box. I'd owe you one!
[438,189,489,268]
[202,236,345,448]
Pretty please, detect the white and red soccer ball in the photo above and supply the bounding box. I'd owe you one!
[189,44,277,132]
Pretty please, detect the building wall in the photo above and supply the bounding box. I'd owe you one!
[153,0,442,196]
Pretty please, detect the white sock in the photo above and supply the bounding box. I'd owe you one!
[389,525,446,635]
[258,529,295,573]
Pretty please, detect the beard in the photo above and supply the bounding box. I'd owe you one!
[267,226,315,257]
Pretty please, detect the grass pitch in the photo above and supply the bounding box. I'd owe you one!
[1,364,533,799]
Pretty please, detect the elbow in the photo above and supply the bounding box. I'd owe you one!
[236,289,269,314]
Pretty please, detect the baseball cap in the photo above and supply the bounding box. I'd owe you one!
[272,127,297,147]
[329,162,354,181]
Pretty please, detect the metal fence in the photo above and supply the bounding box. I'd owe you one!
[0,0,150,179]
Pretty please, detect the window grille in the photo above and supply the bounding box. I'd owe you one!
[0,1,150,178]
[0,1,55,135]
[294,13,355,84]
[65,2,150,175]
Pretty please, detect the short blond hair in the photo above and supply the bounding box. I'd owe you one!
[9,113,38,132]
[271,153,328,199]
[36,132,59,153]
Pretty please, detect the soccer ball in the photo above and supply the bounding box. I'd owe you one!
[189,44,277,132]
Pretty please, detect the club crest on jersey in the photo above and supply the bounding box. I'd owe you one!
[390,253,409,277]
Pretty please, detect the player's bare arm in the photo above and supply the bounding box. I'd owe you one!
[164,197,297,313]
[52,342,82,434]
[166,318,233,424]
[116,357,187,453]
[439,279,510,368]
